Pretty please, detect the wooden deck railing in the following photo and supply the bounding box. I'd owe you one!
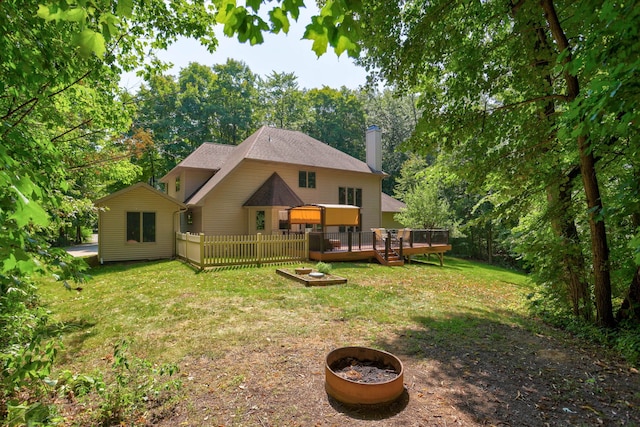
[308,229,450,254]
[176,232,309,268]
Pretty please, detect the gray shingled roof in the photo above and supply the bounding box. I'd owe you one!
[95,182,185,208]
[187,126,385,206]
[381,192,406,213]
[243,173,304,207]
[159,143,235,182]
[241,127,375,172]
[179,143,236,169]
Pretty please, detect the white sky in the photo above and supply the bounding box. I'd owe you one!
[119,6,369,92]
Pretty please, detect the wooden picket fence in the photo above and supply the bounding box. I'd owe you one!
[176,232,309,268]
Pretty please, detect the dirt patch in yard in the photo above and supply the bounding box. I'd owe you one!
[146,322,639,426]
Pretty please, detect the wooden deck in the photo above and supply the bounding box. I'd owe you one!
[310,243,452,265]
[307,230,452,266]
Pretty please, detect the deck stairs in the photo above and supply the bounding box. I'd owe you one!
[374,248,405,266]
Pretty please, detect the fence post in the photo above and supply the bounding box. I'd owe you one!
[184,233,188,263]
[257,233,262,266]
[304,231,310,260]
[199,233,205,269]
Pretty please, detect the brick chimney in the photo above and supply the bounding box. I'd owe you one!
[365,125,382,172]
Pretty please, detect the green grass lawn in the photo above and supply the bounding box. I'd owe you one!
[38,257,533,372]
[35,259,640,427]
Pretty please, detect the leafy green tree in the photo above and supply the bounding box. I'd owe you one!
[301,86,365,159]
[259,71,305,129]
[349,0,640,327]
[134,66,216,185]
[395,179,457,232]
[135,74,181,146]
[133,73,185,184]
[177,63,218,146]
[1,4,122,420]
[210,59,260,145]
[363,89,418,194]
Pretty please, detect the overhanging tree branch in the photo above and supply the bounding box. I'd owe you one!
[490,94,570,112]
[51,118,93,142]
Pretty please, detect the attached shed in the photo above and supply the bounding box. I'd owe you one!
[95,182,185,263]
[381,193,406,229]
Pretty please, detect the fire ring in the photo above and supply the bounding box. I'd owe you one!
[325,346,405,405]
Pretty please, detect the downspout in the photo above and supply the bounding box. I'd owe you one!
[98,207,103,265]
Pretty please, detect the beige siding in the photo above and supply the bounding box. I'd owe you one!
[200,160,383,235]
[167,170,214,203]
[382,212,405,229]
[97,187,182,262]
[184,170,214,201]
[166,174,181,200]
[183,206,203,234]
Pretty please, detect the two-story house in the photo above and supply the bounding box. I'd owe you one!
[96,126,398,263]
[160,125,387,235]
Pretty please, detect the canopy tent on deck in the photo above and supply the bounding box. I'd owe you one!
[287,204,360,228]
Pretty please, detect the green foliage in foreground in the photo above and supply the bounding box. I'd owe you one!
[56,340,181,426]
[3,339,180,426]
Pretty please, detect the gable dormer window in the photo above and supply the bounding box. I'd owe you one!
[175,177,181,192]
[298,171,316,188]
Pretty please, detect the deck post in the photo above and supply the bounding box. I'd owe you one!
[348,231,353,252]
[385,231,391,261]
[399,237,404,259]
[372,231,377,251]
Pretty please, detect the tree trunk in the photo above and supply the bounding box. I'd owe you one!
[546,179,592,319]
[617,175,640,322]
[487,222,493,264]
[578,135,614,326]
[541,0,615,327]
[512,6,593,320]
[617,266,640,322]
